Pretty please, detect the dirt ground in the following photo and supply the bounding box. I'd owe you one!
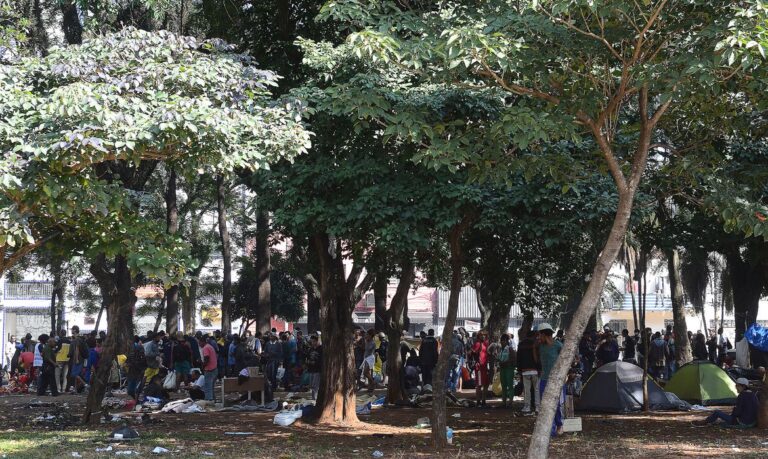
[1,390,767,459]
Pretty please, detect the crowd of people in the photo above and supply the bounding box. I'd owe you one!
[1,326,323,405]
[1,321,761,431]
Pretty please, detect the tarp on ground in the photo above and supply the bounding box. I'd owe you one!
[664,360,737,405]
[578,361,690,413]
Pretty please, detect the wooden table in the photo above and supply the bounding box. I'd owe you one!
[221,375,266,405]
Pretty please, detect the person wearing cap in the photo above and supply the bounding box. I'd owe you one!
[694,377,758,427]
[537,322,565,436]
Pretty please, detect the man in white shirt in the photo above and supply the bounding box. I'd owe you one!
[188,368,206,400]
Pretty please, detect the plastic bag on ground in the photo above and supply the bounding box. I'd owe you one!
[273,410,302,426]
[182,403,205,413]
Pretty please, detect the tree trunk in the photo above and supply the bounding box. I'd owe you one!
[487,301,514,343]
[217,176,232,335]
[667,249,692,365]
[384,260,415,405]
[94,302,106,333]
[432,217,473,449]
[254,208,272,334]
[50,265,63,334]
[518,310,534,340]
[527,188,640,457]
[165,168,180,334]
[312,233,360,425]
[153,295,167,334]
[30,0,50,55]
[374,274,388,332]
[182,279,198,334]
[59,0,83,45]
[641,270,649,412]
[302,273,321,336]
[476,282,491,330]
[84,255,135,423]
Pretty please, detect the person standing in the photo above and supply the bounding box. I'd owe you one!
[517,330,540,414]
[648,332,669,380]
[419,329,438,386]
[537,323,564,436]
[264,333,283,390]
[305,335,322,400]
[173,332,192,390]
[32,334,46,389]
[666,331,677,378]
[38,336,59,396]
[498,334,517,408]
[717,327,729,367]
[621,329,637,365]
[362,329,377,392]
[143,331,162,385]
[471,330,490,407]
[199,336,218,401]
[4,335,17,372]
[68,326,88,393]
[126,336,147,400]
[54,330,70,394]
[446,330,465,392]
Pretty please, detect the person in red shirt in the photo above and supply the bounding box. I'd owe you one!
[472,330,490,407]
[198,336,218,401]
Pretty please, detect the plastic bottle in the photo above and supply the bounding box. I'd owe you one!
[446,427,454,445]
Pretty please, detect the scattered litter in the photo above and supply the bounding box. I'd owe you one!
[356,402,372,415]
[95,446,113,452]
[151,447,170,454]
[28,400,56,408]
[415,417,430,428]
[71,453,82,458]
[446,427,454,445]
[202,452,214,457]
[182,404,205,414]
[224,432,253,435]
[161,399,195,413]
[451,413,461,418]
[372,451,384,458]
[109,426,140,440]
[273,410,302,426]
[115,451,136,456]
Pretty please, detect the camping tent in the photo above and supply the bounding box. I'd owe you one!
[664,360,737,405]
[578,361,689,413]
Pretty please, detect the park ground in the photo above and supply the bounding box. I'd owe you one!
[0,392,766,459]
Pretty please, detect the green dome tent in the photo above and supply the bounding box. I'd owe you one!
[664,361,737,405]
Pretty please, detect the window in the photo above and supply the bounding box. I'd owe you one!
[606,320,627,334]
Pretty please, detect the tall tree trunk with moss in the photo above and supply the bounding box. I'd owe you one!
[84,254,136,423]
[432,217,473,449]
[254,208,271,334]
[667,249,692,365]
[374,274,388,332]
[165,168,180,334]
[217,176,232,335]
[311,233,372,425]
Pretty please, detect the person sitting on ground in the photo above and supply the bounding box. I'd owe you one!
[694,378,758,427]
[143,374,170,404]
[187,368,206,401]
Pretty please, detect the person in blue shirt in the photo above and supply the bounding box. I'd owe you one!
[694,378,758,427]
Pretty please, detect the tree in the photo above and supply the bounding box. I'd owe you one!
[1,27,310,422]
[322,0,757,451]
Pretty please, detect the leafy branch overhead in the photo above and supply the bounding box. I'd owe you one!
[0,28,312,280]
